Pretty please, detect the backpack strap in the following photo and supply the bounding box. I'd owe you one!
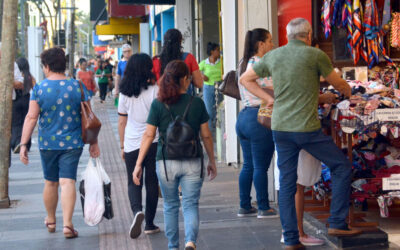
[161,142,169,182]
[182,96,194,120]
[181,52,189,61]
[163,103,175,121]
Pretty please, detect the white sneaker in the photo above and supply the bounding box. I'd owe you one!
[280,234,284,243]
[129,211,144,239]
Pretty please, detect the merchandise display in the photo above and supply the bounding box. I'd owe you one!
[314,71,400,218]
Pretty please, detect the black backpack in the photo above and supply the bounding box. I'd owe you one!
[161,96,203,181]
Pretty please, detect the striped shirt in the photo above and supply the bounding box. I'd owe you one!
[239,56,273,107]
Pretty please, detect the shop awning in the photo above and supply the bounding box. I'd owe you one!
[96,17,140,35]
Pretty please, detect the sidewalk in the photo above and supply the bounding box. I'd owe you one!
[1,96,334,250]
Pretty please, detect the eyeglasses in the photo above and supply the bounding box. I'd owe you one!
[122,50,131,53]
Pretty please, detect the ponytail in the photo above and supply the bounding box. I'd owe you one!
[240,28,270,75]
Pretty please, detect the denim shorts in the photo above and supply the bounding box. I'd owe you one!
[40,148,83,181]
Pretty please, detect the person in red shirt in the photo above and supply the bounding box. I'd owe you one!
[77,58,96,97]
[152,29,203,95]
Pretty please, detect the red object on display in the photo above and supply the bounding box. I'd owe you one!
[94,47,107,52]
[277,0,312,46]
[108,0,146,18]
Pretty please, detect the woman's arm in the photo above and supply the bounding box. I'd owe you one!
[200,122,217,180]
[191,70,204,89]
[240,68,274,107]
[133,124,157,185]
[118,115,127,160]
[19,101,40,165]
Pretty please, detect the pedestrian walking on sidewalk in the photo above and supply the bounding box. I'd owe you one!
[133,60,217,250]
[236,28,278,219]
[95,60,111,102]
[11,57,36,155]
[115,44,133,106]
[77,58,96,98]
[152,28,203,95]
[240,18,358,250]
[19,47,100,239]
[199,42,222,131]
[117,53,160,239]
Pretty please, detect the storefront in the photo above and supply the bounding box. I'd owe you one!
[219,0,400,247]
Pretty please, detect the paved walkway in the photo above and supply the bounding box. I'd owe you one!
[1,96,334,250]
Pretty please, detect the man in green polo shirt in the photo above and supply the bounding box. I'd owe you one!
[240,18,359,249]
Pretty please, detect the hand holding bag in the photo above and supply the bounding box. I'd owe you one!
[79,82,101,144]
[257,88,274,129]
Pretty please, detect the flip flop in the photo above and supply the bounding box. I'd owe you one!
[44,218,56,233]
[63,226,78,239]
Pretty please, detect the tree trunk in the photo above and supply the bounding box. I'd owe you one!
[0,0,3,41]
[0,0,18,209]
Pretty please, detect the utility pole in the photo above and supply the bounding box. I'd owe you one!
[68,0,75,76]
[57,0,61,46]
[0,0,19,209]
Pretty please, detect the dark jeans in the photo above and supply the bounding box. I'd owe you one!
[124,143,158,225]
[99,82,108,101]
[236,107,275,211]
[273,129,351,246]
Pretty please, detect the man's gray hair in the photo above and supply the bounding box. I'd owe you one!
[286,18,312,41]
[121,43,131,51]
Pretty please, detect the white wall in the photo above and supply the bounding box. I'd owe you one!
[221,0,238,164]
[175,0,194,53]
[27,27,44,83]
[140,23,151,55]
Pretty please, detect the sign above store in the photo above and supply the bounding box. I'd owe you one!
[118,0,175,4]
[109,40,128,48]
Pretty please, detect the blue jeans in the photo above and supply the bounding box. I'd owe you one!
[236,107,275,211]
[156,159,204,250]
[273,129,351,246]
[203,84,216,129]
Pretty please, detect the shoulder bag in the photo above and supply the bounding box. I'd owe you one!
[79,81,101,144]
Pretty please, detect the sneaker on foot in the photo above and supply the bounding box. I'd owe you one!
[237,207,257,217]
[129,211,144,239]
[299,235,324,246]
[144,224,160,235]
[185,241,196,250]
[257,208,279,218]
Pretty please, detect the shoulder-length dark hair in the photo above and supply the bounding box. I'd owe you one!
[119,53,154,98]
[159,29,183,76]
[240,28,270,75]
[16,57,33,95]
[158,60,189,105]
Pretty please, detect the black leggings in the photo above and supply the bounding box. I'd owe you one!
[99,82,108,101]
[124,143,158,225]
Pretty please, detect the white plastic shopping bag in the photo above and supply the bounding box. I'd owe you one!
[82,158,105,226]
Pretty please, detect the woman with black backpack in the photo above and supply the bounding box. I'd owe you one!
[133,60,217,250]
